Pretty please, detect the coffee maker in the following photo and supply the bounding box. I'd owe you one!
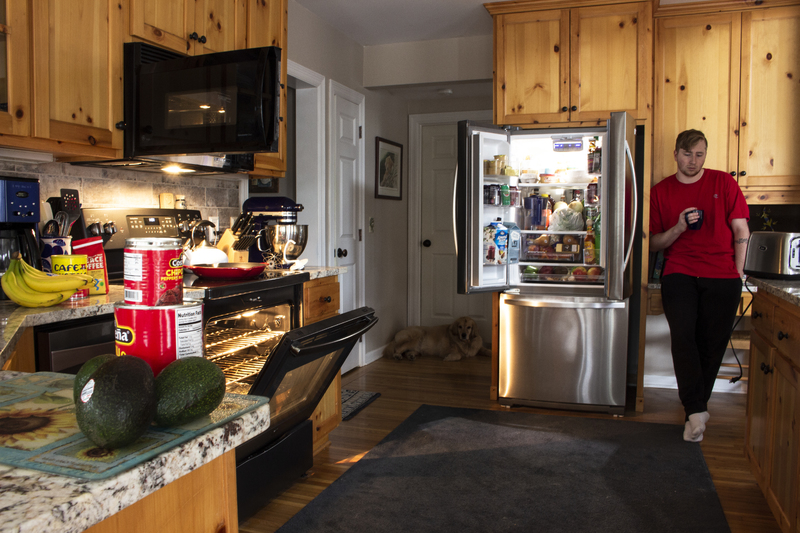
[241,196,307,266]
[0,177,42,300]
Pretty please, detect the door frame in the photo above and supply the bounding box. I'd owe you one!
[407,110,492,327]
[288,60,327,266]
[328,80,366,368]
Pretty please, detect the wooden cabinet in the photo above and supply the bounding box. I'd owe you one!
[129,0,246,56]
[246,0,288,177]
[30,0,124,157]
[654,6,800,202]
[304,276,341,454]
[0,1,31,139]
[745,289,800,533]
[488,1,651,126]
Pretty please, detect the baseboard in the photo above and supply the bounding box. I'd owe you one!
[644,375,747,394]
[364,345,384,367]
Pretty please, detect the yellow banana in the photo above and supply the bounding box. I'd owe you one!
[16,254,94,285]
[1,269,65,307]
[12,261,77,301]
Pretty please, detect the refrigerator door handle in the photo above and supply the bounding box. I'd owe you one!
[453,164,459,255]
[623,140,638,272]
[503,299,626,310]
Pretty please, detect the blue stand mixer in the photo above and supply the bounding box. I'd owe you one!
[241,197,308,268]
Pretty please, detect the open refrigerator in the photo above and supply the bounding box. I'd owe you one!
[455,112,639,414]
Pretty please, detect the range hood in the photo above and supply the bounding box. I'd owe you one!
[70,153,254,176]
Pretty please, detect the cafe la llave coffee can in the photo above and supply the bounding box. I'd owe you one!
[52,254,89,300]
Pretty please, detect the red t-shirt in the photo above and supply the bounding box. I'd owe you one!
[650,168,749,278]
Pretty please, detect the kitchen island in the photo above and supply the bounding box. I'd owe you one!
[744,277,800,533]
[0,370,271,533]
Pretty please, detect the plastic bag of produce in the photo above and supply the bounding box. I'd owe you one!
[548,207,584,231]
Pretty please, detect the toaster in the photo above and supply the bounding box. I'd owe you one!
[743,231,800,280]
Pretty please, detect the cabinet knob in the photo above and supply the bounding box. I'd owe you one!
[320,296,332,303]
[752,311,762,319]
[778,331,789,341]
[561,107,568,112]
[189,32,199,41]
[199,35,207,44]
[739,171,747,177]
[729,171,737,177]
[761,362,774,375]
[571,106,577,112]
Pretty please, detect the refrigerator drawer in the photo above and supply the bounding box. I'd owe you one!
[499,294,628,413]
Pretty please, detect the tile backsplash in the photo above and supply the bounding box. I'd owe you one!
[1,161,245,231]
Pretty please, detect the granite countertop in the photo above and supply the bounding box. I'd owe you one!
[0,370,271,533]
[0,267,346,368]
[747,277,800,307]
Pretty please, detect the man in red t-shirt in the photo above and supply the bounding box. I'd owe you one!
[650,129,750,443]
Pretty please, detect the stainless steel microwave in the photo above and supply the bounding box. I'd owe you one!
[124,42,281,159]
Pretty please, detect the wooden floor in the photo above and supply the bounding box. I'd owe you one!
[239,356,780,533]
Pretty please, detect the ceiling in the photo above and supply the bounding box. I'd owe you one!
[295,0,500,46]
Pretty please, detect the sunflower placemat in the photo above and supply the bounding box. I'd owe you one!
[0,372,267,480]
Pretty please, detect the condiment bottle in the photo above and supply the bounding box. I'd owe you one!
[175,195,187,209]
[583,218,597,264]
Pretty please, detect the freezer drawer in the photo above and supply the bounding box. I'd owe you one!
[499,293,628,414]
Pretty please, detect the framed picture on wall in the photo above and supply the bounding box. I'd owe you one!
[375,137,402,200]
[249,177,279,194]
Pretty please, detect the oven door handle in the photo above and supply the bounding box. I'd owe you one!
[290,316,379,356]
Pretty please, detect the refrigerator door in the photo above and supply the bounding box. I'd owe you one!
[498,293,628,414]
[456,121,512,294]
[604,112,637,301]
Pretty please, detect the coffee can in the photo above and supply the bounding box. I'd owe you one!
[114,300,204,376]
[52,254,89,300]
[124,238,184,306]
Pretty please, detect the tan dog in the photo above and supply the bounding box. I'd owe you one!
[383,316,491,362]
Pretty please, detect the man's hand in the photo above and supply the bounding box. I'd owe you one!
[650,207,697,252]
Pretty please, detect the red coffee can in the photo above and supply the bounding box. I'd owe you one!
[114,300,204,376]
[124,237,184,306]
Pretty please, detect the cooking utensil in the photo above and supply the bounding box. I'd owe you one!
[42,219,60,237]
[60,189,82,236]
[183,263,266,280]
[55,211,69,237]
[231,213,246,235]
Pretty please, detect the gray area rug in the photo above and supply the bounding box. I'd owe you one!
[340,389,380,421]
[278,404,730,533]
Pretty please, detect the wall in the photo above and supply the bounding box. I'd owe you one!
[0,160,245,231]
[288,0,411,355]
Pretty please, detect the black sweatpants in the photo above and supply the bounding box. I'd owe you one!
[660,273,742,418]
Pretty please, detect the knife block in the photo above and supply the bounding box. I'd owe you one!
[218,229,251,262]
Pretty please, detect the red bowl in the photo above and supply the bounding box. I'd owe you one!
[184,263,266,280]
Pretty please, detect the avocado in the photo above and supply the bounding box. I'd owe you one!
[75,356,156,449]
[154,356,226,427]
[73,354,118,404]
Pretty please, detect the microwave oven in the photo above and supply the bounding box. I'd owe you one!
[72,42,281,175]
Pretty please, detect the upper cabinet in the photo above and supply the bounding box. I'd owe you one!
[654,6,800,202]
[129,0,247,56]
[0,0,30,139]
[488,1,652,126]
[30,0,124,156]
[247,0,287,177]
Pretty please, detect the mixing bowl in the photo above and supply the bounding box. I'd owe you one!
[260,224,308,260]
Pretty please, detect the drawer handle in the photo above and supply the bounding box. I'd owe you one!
[753,311,762,319]
[320,296,332,303]
[761,363,774,375]
[777,331,789,341]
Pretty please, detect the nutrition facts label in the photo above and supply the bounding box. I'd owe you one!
[123,252,144,282]
[176,305,204,358]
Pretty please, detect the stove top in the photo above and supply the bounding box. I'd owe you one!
[183,269,310,300]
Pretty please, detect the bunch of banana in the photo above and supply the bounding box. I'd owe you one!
[1,254,93,308]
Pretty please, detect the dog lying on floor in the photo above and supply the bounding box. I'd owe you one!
[383,316,491,362]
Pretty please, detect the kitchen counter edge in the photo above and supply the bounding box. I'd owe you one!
[0,267,346,367]
[0,370,271,533]
[747,277,800,308]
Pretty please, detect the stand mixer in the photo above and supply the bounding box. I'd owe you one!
[241,197,308,268]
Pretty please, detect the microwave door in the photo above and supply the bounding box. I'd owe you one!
[456,120,511,294]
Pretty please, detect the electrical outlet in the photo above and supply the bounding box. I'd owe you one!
[369,217,375,233]
[209,216,219,228]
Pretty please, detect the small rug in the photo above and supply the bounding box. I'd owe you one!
[341,389,381,421]
[279,404,729,533]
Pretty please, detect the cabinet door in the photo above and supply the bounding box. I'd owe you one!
[0,1,30,138]
[767,353,798,533]
[746,330,774,487]
[653,14,741,184]
[31,0,123,154]
[739,6,800,190]
[130,0,195,55]
[494,10,570,125]
[192,0,247,54]
[570,2,651,122]
[248,0,287,176]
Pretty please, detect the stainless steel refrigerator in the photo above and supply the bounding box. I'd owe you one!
[455,112,640,414]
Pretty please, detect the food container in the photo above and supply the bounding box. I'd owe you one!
[114,300,204,376]
[52,254,89,300]
[124,238,184,306]
[523,233,582,263]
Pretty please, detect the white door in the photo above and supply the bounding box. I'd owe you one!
[329,81,365,374]
[419,122,492,341]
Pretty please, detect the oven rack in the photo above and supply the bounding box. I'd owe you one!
[205,327,284,383]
